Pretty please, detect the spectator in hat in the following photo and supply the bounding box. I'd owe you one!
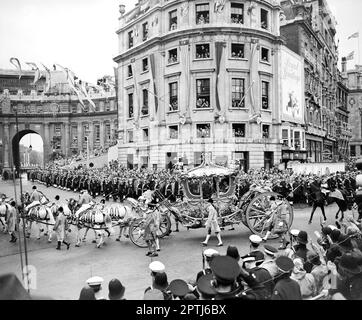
[338,234,355,254]
[260,245,279,278]
[326,244,343,264]
[196,274,217,300]
[249,235,264,263]
[330,229,341,244]
[169,279,190,300]
[79,286,96,300]
[290,258,317,299]
[272,256,302,300]
[143,289,164,300]
[86,276,105,300]
[332,253,362,300]
[241,253,273,299]
[108,278,126,300]
[196,248,219,281]
[201,198,223,247]
[209,255,242,299]
[293,231,310,263]
[145,270,172,300]
[317,226,333,250]
[307,252,329,294]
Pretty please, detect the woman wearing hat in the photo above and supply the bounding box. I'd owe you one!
[201,198,223,247]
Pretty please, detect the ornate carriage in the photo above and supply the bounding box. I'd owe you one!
[129,156,294,247]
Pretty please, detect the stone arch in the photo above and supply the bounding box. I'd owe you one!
[11,129,44,172]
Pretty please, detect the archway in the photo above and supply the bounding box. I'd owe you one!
[12,130,44,172]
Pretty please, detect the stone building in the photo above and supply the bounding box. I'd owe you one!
[114,0,306,170]
[347,64,362,157]
[0,69,117,172]
[280,0,342,163]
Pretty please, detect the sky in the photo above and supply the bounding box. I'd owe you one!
[0,0,361,83]
[20,134,43,152]
[1,0,361,150]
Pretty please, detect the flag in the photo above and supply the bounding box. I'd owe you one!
[346,51,355,61]
[10,57,22,80]
[41,63,51,93]
[348,32,359,40]
[26,62,42,85]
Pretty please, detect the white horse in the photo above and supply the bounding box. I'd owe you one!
[0,200,10,233]
[26,204,55,242]
[107,198,141,241]
[74,203,114,248]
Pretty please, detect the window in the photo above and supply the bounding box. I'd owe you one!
[231,3,244,24]
[262,124,270,138]
[105,123,111,142]
[232,123,246,138]
[127,130,134,143]
[232,78,245,108]
[168,48,178,64]
[169,125,179,139]
[142,128,149,141]
[71,125,78,147]
[231,43,245,58]
[127,65,133,77]
[294,131,301,150]
[351,146,356,157]
[169,82,178,111]
[261,47,270,62]
[128,31,134,48]
[169,10,177,30]
[94,124,100,144]
[196,3,210,24]
[71,104,77,113]
[282,129,289,147]
[128,93,134,118]
[262,81,269,110]
[261,9,268,29]
[196,123,211,138]
[196,44,210,59]
[54,124,61,136]
[142,58,149,71]
[141,89,149,116]
[196,79,210,109]
[142,22,149,41]
[105,102,110,112]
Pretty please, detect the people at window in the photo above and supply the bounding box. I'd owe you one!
[169,99,178,111]
[197,14,209,24]
[196,98,209,109]
[196,46,210,59]
[168,54,178,64]
[232,99,244,108]
[231,15,243,24]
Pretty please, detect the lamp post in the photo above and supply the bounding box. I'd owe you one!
[13,105,30,292]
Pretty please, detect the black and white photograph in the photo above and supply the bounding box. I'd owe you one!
[1,0,362,306]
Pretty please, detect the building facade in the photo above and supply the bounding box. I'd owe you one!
[114,0,306,170]
[347,64,362,157]
[0,69,117,172]
[280,0,344,163]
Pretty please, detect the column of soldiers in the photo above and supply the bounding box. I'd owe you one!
[28,165,358,208]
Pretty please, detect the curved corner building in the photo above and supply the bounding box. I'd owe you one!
[114,0,306,171]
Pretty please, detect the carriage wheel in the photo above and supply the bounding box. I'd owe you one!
[245,192,294,239]
[157,214,171,239]
[129,219,148,248]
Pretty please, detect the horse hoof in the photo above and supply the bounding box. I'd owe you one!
[37,237,40,240]
[75,244,80,247]
[48,240,52,243]
[92,240,96,244]
[116,238,120,242]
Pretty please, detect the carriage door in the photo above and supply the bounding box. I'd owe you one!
[264,152,274,170]
[234,152,249,173]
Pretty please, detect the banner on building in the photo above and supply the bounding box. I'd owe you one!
[280,46,304,124]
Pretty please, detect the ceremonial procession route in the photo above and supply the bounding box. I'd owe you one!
[0,177,343,300]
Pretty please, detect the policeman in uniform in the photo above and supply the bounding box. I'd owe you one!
[260,245,279,278]
[249,235,264,265]
[197,273,217,300]
[86,276,105,300]
[196,249,219,281]
[271,256,302,300]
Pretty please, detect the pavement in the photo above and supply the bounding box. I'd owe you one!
[0,176,351,300]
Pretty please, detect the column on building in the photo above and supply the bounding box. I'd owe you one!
[3,124,10,167]
[100,121,105,148]
[64,122,70,157]
[77,122,82,151]
[43,123,50,164]
[89,122,94,153]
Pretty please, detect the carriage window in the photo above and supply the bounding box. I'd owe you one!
[202,181,214,199]
[189,180,201,196]
[219,177,230,194]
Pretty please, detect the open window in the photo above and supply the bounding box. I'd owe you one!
[231,43,245,58]
[169,9,177,30]
[168,48,178,64]
[261,9,269,29]
[128,30,134,48]
[196,44,210,59]
[232,123,246,138]
[142,128,149,141]
[261,47,270,62]
[128,93,134,118]
[142,58,149,72]
[232,78,245,108]
[262,124,270,139]
[196,79,210,109]
[127,65,133,77]
[196,3,210,24]
[141,89,148,116]
[261,81,270,110]
[142,22,149,41]
[169,125,179,139]
[231,3,244,24]
[196,123,211,138]
[169,82,178,111]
